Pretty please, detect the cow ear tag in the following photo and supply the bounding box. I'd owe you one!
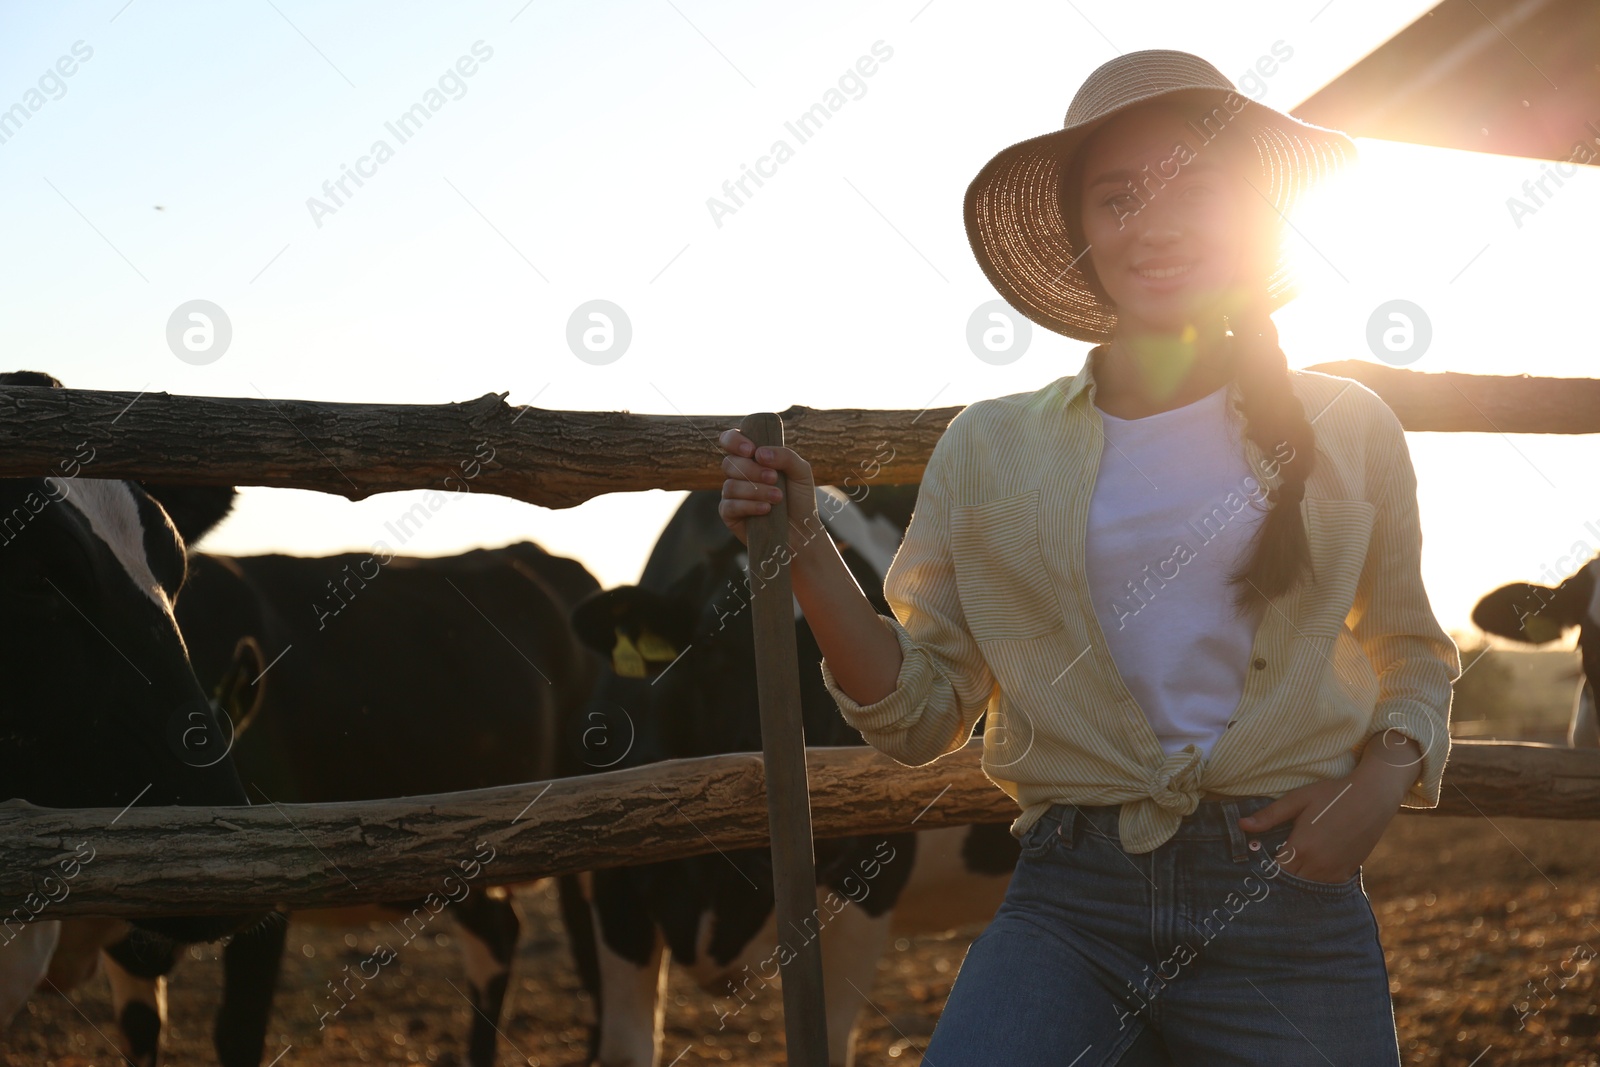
[612,628,647,678]
[636,627,679,664]
[1519,614,1564,645]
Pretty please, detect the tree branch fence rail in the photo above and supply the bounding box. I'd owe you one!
[2,361,1595,917]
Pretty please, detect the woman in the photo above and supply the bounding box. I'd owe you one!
[716,50,1459,1064]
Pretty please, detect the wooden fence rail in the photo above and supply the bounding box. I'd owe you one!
[1,363,1597,508]
[3,739,1598,919]
[4,362,1598,920]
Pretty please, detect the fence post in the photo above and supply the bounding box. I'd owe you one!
[740,411,829,1066]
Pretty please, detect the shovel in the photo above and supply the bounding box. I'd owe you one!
[739,410,829,1067]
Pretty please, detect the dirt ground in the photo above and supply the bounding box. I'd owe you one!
[5,808,1598,1067]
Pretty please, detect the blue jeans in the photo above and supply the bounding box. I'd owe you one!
[921,795,1400,1066]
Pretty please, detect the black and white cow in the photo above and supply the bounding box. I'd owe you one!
[561,486,1019,1067]
[0,372,259,1053]
[73,526,604,1067]
[1473,555,1600,747]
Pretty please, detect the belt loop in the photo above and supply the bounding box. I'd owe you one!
[1057,802,1080,850]
[1222,799,1250,863]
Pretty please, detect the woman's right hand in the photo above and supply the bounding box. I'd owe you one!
[716,428,820,549]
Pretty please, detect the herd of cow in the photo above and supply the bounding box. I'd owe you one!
[3,368,1598,1067]
[0,372,1012,1067]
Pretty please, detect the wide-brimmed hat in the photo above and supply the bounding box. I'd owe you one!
[964,49,1357,342]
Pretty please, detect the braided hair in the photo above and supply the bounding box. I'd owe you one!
[1218,302,1318,613]
[1059,100,1319,616]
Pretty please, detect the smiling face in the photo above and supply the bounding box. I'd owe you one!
[1075,101,1277,336]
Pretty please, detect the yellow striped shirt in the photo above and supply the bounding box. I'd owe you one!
[819,355,1462,854]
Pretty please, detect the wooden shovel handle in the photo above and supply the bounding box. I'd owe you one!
[740,411,829,1066]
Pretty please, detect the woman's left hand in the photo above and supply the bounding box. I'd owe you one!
[1236,735,1422,883]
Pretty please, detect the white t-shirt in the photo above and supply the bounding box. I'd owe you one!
[1084,384,1269,758]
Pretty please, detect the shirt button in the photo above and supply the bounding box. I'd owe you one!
[1252,657,1267,670]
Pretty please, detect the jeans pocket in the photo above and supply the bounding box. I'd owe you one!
[1018,809,1063,861]
[1271,862,1363,895]
[1255,823,1362,895]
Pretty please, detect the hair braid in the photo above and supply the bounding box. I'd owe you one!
[1222,302,1318,614]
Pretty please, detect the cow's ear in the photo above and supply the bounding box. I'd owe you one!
[571,587,693,678]
[1472,581,1580,645]
[139,484,239,550]
[213,636,268,738]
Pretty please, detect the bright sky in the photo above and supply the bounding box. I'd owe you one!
[3,0,1596,644]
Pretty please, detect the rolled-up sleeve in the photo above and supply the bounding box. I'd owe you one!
[1347,404,1461,807]
[819,426,999,766]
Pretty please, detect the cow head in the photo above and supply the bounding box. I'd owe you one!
[565,487,924,996]
[569,488,909,764]
[0,370,252,942]
[1473,556,1600,746]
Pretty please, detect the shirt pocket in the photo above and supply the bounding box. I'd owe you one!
[1299,498,1377,638]
[949,490,1065,644]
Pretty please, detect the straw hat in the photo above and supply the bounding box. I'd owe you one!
[963,49,1357,342]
